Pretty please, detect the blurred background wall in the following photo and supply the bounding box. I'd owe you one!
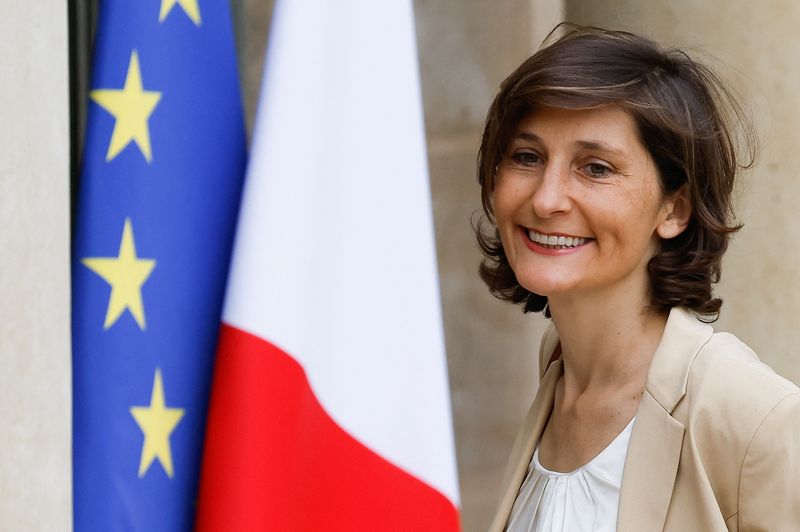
[0,1,72,530]
[3,0,800,530]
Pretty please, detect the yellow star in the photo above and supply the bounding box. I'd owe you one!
[90,50,162,162]
[130,368,185,478]
[82,218,156,330]
[159,0,202,26]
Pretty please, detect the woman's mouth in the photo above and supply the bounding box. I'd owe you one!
[528,229,589,248]
[522,228,594,252]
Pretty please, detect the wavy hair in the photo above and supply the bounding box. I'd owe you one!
[476,25,756,320]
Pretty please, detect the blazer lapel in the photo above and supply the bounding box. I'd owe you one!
[488,358,562,532]
[616,391,685,531]
[617,307,714,531]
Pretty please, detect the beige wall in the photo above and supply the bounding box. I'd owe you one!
[566,0,800,386]
[0,1,72,530]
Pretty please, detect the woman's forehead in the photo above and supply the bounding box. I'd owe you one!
[511,106,644,154]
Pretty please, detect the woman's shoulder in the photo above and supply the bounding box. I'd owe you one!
[688,330,799,413]
[680,328,800,458]
[681,330,800,526]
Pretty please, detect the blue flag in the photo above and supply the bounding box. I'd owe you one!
[72,1,246,529]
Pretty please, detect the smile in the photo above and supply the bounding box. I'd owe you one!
[527,229,592,249]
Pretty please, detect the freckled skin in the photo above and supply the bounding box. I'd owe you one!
[493,106,670,302]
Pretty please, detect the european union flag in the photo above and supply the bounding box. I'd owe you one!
[72,1,246,530]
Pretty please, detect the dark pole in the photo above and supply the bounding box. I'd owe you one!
[68,0,97,240]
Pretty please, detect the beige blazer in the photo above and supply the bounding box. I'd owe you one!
[489,307,800,532]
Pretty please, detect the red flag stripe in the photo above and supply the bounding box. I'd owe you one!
[196,324,460,531]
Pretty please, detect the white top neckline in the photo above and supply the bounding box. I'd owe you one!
[532,416,636,477]
[506,416,636,532]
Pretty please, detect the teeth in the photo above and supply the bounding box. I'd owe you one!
[527,230,588,248]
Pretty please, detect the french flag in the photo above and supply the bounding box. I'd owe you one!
[195,1,461,530]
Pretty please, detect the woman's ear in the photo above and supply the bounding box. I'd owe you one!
[656,184,692,239]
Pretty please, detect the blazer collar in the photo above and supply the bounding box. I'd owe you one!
[644,306,714,413]
[489,307,714,532]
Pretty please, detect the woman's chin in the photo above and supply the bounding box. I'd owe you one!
[517,278,576,298]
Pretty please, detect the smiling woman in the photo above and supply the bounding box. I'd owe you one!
[493,106,686,302]
[477,27,751,320]
[477,26,800,532]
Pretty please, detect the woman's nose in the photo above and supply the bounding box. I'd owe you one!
[531,163,571,218]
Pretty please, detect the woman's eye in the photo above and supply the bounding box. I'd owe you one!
[582,162,612,178]
[510,151,542,166]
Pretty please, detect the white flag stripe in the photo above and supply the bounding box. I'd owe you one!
[224,0,460,505]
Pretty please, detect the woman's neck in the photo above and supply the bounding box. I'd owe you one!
[548,288,668,398]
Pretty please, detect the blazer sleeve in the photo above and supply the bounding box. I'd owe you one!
[738,392,800,531]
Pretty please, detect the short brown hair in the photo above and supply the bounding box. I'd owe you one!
[476,25,756,319]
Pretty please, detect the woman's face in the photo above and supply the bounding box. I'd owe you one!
[494,105,682,302]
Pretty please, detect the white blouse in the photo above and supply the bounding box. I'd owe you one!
[506,417,635,532]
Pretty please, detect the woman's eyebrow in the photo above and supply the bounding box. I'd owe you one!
[514,133,625,157]
[513,131,541,142]
[575,139,625,156]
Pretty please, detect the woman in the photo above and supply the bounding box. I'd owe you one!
[477,27,800,531]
